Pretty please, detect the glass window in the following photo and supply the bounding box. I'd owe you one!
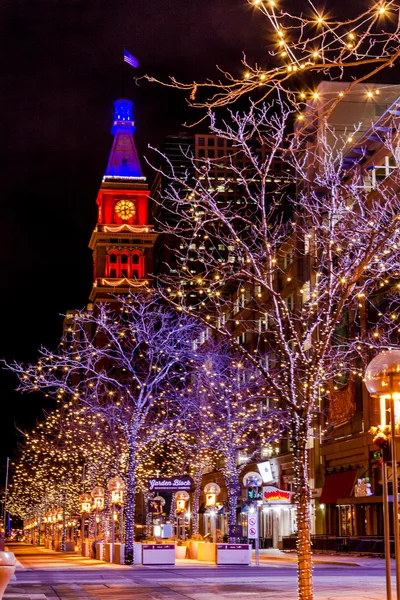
[109,254,117,264]
[132,254,140,264]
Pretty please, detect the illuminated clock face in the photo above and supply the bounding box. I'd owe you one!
[114,199,136,220]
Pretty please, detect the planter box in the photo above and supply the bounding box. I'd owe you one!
[95,542,104,561]
[0,551,16,599]
[142,544,175,565]
[113,543,125,565]
[133,543,142,565]
[64,541,75,552]
[82,541,91,557]
[197,542,216,563]
[175,545,187,559]
[188,540,203,559]
[217,544,251,565]
[104,543,113,563]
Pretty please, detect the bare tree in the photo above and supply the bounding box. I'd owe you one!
[145,1,400,111]
[183,342,284,539]
[150,101,400,598]
[7,293,201,564]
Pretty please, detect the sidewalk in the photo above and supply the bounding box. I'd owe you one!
[9,544,391,569]
[252,548,391,568]
[2,543,392,600]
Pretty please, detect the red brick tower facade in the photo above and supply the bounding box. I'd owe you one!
[89,99,157,303]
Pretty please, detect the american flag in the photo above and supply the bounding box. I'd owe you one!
[124,49,139,69]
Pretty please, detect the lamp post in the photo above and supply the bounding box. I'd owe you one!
[175,491,190,541]
[91,486,105,538]
[107,477,126,558]
[366,349,400,600]
[204,483,221,542]
[79,493,91,551]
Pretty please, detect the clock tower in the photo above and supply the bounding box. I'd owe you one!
[89,99,157,303]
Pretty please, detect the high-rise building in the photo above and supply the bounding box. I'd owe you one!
[89,99,157,303]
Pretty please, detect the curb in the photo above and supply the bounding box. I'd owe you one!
[252,554,362,567]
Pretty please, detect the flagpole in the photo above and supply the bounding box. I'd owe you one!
[3,457,9,537]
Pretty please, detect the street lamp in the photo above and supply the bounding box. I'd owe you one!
[107,477,125,556]
[175,491,190,541]
[204,483,220,542]
[366,350,400,600]
[79,493,91,550]
[91,486,105,538]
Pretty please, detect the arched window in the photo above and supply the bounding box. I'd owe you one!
[132,254,139,264]
[110,254,117,264]
[121,254,128,264]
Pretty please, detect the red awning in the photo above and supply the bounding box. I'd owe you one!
[320,470,358,504]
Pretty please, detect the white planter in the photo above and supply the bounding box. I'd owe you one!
[95,543,104,561]
[142,544,175,565]
[0,552,16,600]
[197,542,216,563]
[175,545,187,559]
[217,543,251,565]
[133,543,142,565]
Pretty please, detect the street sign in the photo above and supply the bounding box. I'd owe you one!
[247,514,258,539]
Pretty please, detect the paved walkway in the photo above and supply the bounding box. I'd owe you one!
[2,543,395,600]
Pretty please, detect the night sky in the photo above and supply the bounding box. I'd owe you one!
[0,0,386,483]
[0,0,267,480]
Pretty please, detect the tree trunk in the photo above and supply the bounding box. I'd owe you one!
[124,450,136,565]
[144,491,154,537]
[191,465,202,536]
[293,415,313,600]
[227,480,239,542]
[170,493,177,536]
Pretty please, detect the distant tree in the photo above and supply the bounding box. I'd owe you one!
[7,293,201,564]
[183,342,284,539]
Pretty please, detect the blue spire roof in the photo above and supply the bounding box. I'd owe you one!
[104,99,144,179]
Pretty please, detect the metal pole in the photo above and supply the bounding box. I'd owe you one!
[255,503,260,566]
[390,398,400,600]
[3,457,9,537]
[111,505,115,562]
[81,514,85,554]
[383,462,392,600]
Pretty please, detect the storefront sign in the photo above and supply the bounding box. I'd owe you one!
[257,460,274,484]
[217,544,249,550]
[148,476,194,492]
[354,478,372,497]
[263,486,292,503]
[142,544,175,550]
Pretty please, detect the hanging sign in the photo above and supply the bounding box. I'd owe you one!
[257,461,274,484]
[148,476,194,492]
[263,486,292,503]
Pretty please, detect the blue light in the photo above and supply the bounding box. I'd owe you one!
[111,99,136,135]
[105,99,143,178]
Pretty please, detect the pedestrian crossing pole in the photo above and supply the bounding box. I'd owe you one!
[3,457,9,537]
